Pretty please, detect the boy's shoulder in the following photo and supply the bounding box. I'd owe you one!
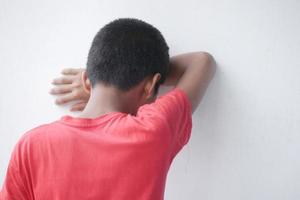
[17,123,54,146]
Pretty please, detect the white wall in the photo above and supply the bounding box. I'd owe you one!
[0,0,299,199]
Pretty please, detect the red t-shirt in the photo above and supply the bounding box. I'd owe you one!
[0,87,192,200]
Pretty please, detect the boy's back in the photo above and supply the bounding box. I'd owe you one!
[0,88,192,200]
[0,18,216,200]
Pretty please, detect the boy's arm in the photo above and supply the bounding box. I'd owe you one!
[135,51,216,157]
[163,52,216,114]
[49,51,216,113]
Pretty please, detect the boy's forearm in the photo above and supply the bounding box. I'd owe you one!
[49,51,215,111]
[163,51,215,86]
[162,51,216,112]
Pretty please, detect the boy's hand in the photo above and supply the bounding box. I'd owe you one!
[50,68,90,111]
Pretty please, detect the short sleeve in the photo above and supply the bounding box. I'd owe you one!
[137,87,193,157]
[0,138,31,200]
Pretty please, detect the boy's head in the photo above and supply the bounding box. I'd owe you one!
[83,18,169,106]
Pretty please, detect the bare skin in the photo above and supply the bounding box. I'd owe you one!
[50,68,90,111]
[50,51,216,117]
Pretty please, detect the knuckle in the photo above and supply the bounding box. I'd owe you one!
[73,90,80,97]
[55,99,62,104]
[51,88,58,93]
[72,82,81,88]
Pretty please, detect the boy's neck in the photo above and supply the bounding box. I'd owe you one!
[78,84,141,118]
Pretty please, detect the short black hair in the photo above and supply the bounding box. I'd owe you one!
[86,18,170,96]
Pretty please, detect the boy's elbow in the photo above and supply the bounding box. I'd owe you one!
[197,51,217,76]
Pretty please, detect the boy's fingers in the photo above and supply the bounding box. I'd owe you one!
[51,77,73,85]
[70,102,87,111]
[49,85,72,94]
[55,93,77,105]
[61,68,81,75]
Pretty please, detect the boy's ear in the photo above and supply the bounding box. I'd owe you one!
[144,73,161,99]
[81,70,91,94]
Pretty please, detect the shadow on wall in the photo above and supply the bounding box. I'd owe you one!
[187,61,244,167]
[192,60,226,142]
[177,62,243,197]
